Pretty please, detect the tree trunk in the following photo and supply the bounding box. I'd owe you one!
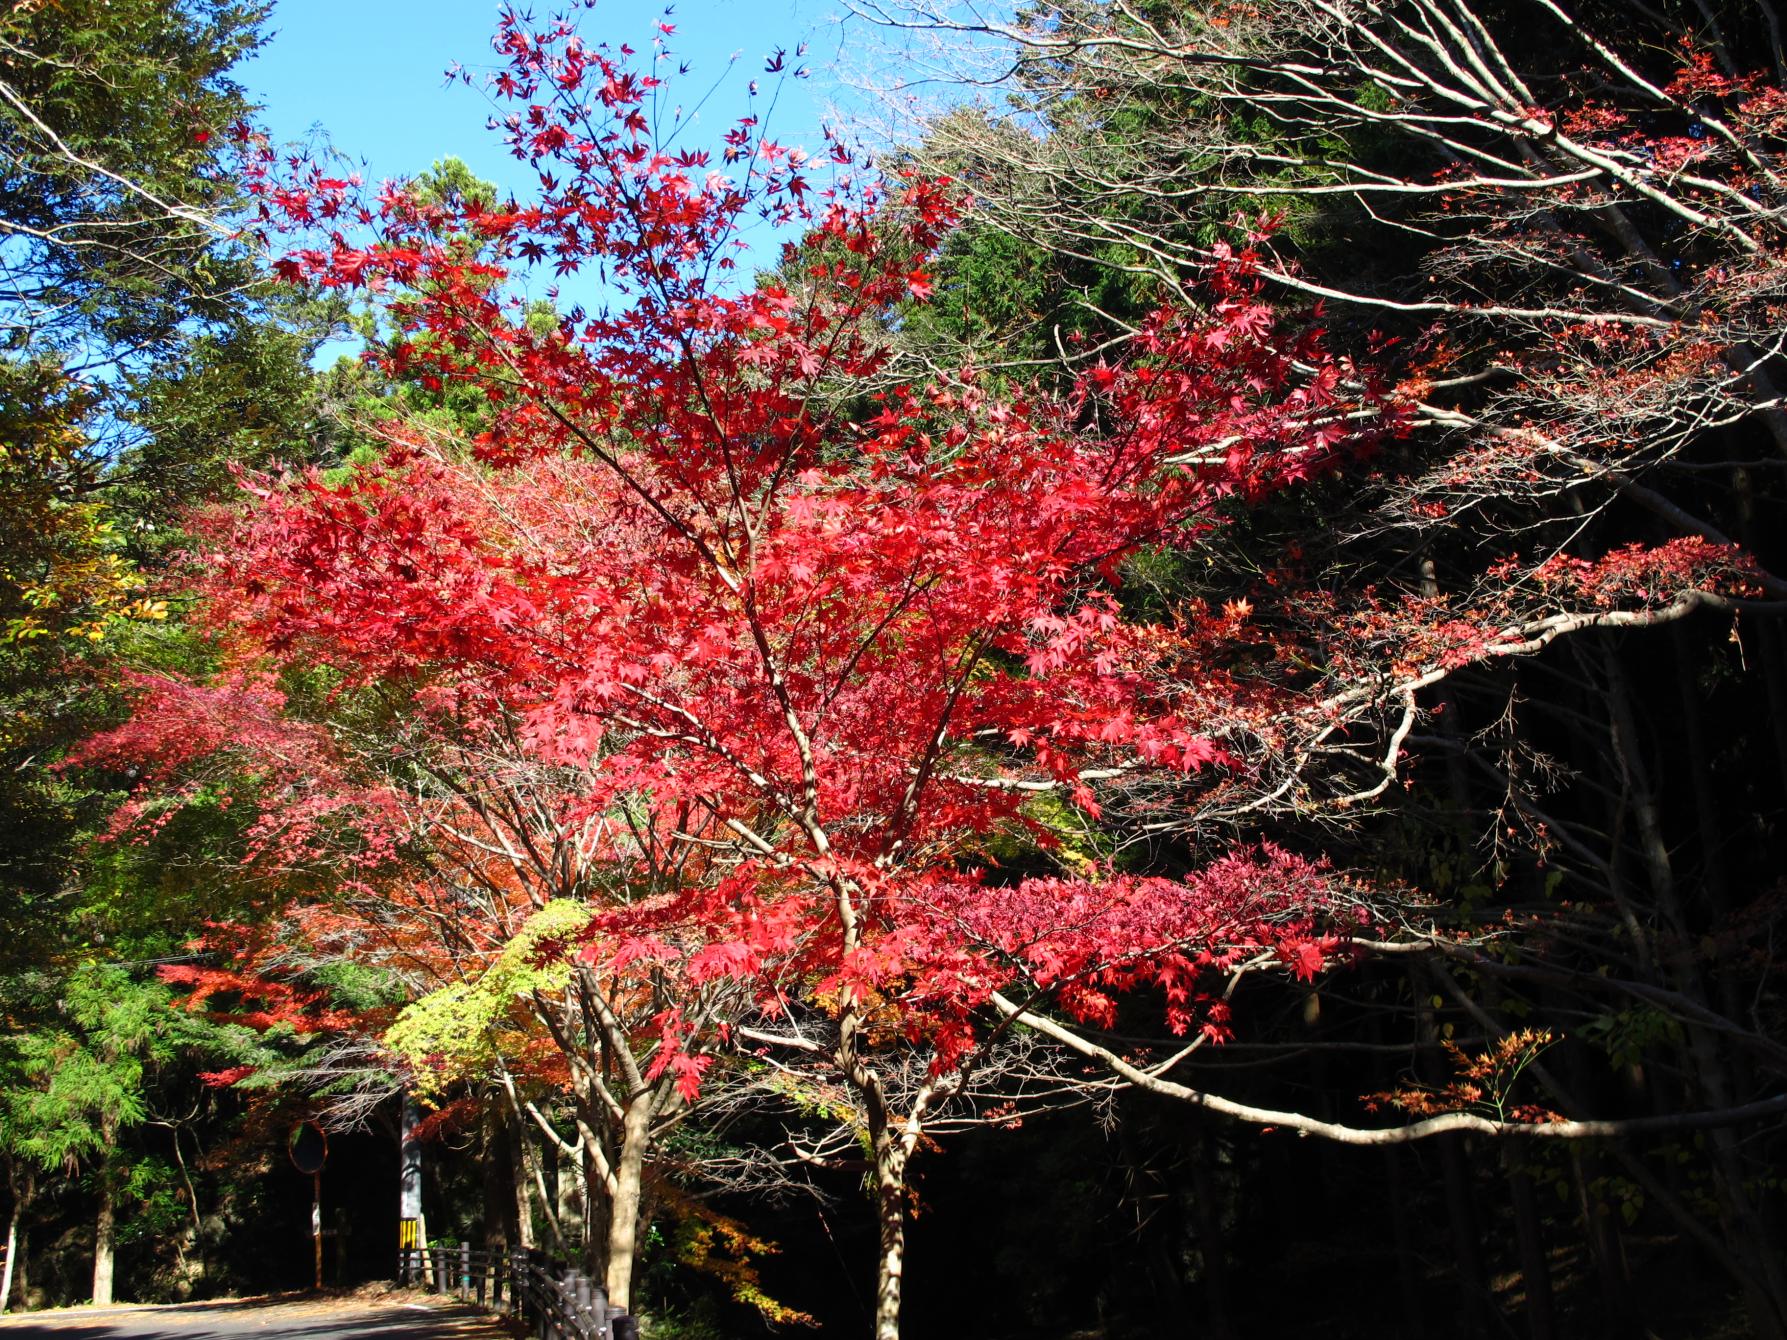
[582,1138,610,1283]
[91,1154,115,1307]
[563,1083,610,1282]
[482,1103,508,1254]
[1,1201,14,1315]
[9,1170,29,1311]
[870,1113,909,1340]
[520,1122,570,1255]
[506,1109,536,1251]
[552,1138,582,1252]
[603,1094,653,1312]
[1,1164,23,1313]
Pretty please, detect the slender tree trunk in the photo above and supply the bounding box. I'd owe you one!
[1,1201,15,1316]
[582,1139,609,1283]
[1,1164,23,1314]
[91,1152,115,1307]
[552,1139,582,1254]
[10,1170,29,1312]
[506,1110,536,1251]
[563,1083,610,1282]
[495,1076,568,1255]
[523,1124,571,1255]
[167,1125,204,1287]
[870,1110,909,1340]
[603,1095,653,1312]
[482,1103,508,1254]
[831,870,947,1340]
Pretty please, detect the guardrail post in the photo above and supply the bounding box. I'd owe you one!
[430,1228,676,1340]
[560,1265,578,1339]
[414,1228,643,1340]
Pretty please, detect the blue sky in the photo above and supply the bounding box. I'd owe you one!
[238,0,994,364]
[244,0,857,204]
[241,1,886,355]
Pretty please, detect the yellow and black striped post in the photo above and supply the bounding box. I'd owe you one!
[398,1217,421,1283]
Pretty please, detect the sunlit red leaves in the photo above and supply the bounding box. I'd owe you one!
[161,925,367,1039]
[108,10,1410,1095]
[1524,538,1764,607]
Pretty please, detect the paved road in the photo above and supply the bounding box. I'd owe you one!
[0,1295,513,1339]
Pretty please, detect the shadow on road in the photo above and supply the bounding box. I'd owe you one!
[0,1293,513,1339]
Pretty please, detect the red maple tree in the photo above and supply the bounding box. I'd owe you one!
[87,6,1421,1331]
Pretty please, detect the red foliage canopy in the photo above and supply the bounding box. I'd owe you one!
[121,6,1412,1083]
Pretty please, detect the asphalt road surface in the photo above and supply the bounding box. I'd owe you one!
[0,1295,514,1339]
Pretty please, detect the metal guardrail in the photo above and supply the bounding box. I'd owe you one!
[400,1243,639,1340]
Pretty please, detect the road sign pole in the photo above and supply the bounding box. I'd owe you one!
[287,1120,329,1291]
[312,1170,323,1291]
